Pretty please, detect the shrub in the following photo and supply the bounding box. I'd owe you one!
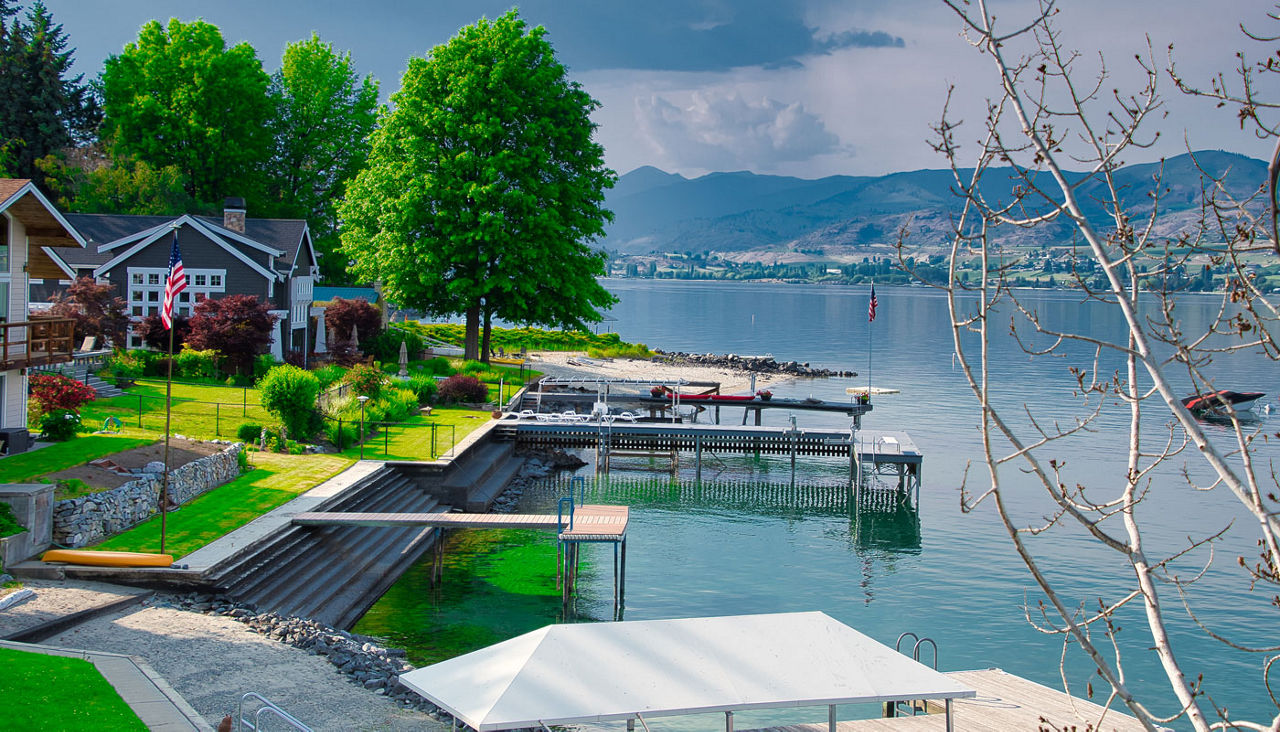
[437,374,488,403]
[236,423,263,442]
[175,347,220,380]
[313,364,347,389]
[367,328,425,363]
[406,373,438,404]
[344,364,384,398]
[325,297,383,353]
[380,387,420,422]
[29,374,96,414]
[258,365,322,439]
[39,409,84,441]
[420,357,453,375]
[106,349,148,380]
[460,359,488,375]
[254,354,277,381]
[324,417,359,449]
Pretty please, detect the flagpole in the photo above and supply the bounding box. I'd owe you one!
[867,281,874,399]
[161,323,173,555]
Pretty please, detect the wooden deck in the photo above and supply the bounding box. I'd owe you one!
[751,669,1150,732]
[292,504,629,540]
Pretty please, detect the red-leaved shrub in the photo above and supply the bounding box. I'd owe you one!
[436,374,488,403]
[30,374,97,413]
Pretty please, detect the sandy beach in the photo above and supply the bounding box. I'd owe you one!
[529,351,788,394]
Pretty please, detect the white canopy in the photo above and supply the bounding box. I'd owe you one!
[398,611,975,731]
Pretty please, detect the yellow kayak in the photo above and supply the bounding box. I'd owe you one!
[491,357,526,366]
[41,549,174,568]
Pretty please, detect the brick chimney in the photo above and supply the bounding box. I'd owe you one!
[223,197,246,233]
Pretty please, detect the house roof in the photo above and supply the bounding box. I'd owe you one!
[50,212,309,275]
[397,611,977,732]
[0,179,86,278]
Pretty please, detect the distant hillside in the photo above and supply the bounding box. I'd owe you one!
[601,151,1267,255]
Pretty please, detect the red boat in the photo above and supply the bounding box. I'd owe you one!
[1180,390,1266,415]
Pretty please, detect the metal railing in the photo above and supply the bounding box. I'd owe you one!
[236,692,311,731]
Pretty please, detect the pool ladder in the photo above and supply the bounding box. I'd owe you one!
[890,633,939,717]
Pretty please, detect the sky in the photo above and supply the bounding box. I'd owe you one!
[41,0,1277,179]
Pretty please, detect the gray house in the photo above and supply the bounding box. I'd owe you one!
[36,199,318,359]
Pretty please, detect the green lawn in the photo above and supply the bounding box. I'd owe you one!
[0,434,154,483]
[0,647,147,731]
[95,452,354,557]
[336,407,490,461]
[82,379,272,440]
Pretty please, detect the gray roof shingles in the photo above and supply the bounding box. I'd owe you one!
[50,213,308,272]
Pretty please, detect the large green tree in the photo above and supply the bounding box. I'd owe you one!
[267,34,379,283]
[99,18,272,210]
[0,0,99,184]
[340,10,616,361]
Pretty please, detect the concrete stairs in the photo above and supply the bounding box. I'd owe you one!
[440,441,522,511]
[210,469,447,628]
[49,364,124,398]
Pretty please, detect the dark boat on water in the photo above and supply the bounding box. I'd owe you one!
[1180,390,1267,416]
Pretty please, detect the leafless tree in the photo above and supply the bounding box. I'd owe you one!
[920,1,1280,729]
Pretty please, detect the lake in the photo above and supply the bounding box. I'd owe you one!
[356,280,1278,729]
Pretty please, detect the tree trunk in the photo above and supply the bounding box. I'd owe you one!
[464,304,480,361]
[481,309,492,365]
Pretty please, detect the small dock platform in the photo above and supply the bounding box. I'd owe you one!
[751,668,1150,732]
[292,504,629,614]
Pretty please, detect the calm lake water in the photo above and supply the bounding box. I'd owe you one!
[356,280,1279,729]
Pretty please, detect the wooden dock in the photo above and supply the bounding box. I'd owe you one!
[292,505,629,614]
[292,505,628,538]
[751,668,1150,732]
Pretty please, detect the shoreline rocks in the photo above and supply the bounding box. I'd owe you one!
[653,350,856,379]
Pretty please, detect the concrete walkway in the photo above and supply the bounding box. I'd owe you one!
[1,638,212,731]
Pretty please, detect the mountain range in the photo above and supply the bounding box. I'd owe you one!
[600,150,1267,257]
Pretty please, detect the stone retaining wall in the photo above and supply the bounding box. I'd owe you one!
[53,442,244,548]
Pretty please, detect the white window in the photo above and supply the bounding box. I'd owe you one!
[147,273,160,285]
[210,274,223,288]
[131,273,143,285]
[194,274,207,287]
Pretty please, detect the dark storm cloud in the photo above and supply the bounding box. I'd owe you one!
[516,0,906,71]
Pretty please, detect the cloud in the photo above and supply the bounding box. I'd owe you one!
[636,90,842,172]
[518,0,905,72]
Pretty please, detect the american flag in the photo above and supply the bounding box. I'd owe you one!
[161,232,187,330]
[868,283,878,322]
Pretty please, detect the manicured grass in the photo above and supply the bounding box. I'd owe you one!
[94,452,354,557]
[337,407,489,461]
[82,380,272,440]
[0,647,147,731]
[0,434,153,483]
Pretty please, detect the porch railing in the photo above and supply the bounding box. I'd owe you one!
[0,318,76,370]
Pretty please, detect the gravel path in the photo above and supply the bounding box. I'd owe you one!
[5,582,447,731]
[0,578,148,637]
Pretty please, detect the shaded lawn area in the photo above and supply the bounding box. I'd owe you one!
[336,407,490,461]
[0,434,153,483]
[82,379,272,440]
[0,647,147,731]
[94,452,353,558]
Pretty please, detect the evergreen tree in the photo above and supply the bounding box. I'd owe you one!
[0,0,100,184]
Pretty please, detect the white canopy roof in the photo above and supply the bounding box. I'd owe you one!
[398,611,975,731]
